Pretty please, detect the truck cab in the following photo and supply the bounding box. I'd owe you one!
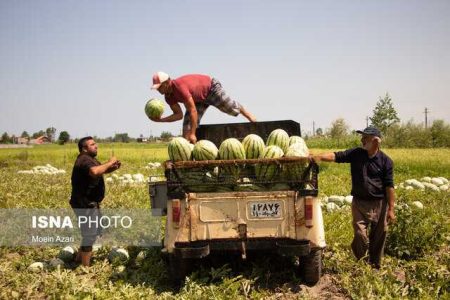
[150,120,326,284]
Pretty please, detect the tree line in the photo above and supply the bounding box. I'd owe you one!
[1,93,448,148]
[0,129,176,145]
[307,93,450,148]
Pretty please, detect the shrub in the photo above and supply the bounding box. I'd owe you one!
[386,203,447,260]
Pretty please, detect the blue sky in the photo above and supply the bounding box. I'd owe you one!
[1,0,449,138]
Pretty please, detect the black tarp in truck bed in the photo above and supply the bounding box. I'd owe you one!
[195,120,301,147]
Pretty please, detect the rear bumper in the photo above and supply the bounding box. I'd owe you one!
[171,238,314,259]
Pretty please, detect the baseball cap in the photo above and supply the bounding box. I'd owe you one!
[356,126,381,138]
[151,71,170,89]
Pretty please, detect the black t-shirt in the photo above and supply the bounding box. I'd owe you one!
[70,153,105,208]
[334,147,394,200]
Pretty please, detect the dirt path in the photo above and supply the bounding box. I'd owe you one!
[268,274,348,299]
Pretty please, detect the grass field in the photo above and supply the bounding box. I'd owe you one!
[0,143,449,299]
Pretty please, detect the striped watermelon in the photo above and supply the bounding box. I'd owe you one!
[218,138,245,160]
[168,137,192,161]
[145,98,164,119]
[242,134,265,159]
[255,145,284,182]
[192,140,218,161]
[266,129,289,153]
[219,138,245,180]
[289,136,307,148]
[284,144,309,181]
[182,170,216,192]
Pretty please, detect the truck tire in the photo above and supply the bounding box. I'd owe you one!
[168,254,194,284]
[299,249,322,285]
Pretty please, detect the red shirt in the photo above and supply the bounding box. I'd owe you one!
[165,74,212,106]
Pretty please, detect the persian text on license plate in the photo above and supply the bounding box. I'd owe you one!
[249,201,282,218]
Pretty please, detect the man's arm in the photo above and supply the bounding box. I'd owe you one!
[89,157,121,177]
[386,187,396,223]
[183,97,198,143]
[151,103,183,122]
[311,152,336,162]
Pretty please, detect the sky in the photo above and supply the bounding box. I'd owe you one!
[0,0,449,139]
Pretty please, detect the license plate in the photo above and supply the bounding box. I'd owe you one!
[249,201,282,218]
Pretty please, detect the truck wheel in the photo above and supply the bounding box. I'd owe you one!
[168,254,194,284]
[299,249,322,285]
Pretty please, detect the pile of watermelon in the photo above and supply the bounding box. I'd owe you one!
[166,129,310,192]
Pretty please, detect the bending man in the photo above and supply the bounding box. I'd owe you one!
[150,72,256,143]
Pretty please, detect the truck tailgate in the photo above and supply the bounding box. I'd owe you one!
[187,191,296,241]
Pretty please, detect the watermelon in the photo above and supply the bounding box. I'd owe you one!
[270,183,291,191]
[48,258,65,270]
[255,145,284,182]
[183,170,217,192]
[108,248,129,265]
[284,144,309,181]
[242,134,265,159]
[235,183,265,192]
[135,250,148,266]
[58,246,76,263]
[266,129,289,153]
[192,140,218,161]
[431,177,445,186]
[145,98,165,119]
[411,201,424,209]
[28,262,45,273]
[219,138,246,180]
[168,137,192,161]
[289,135,307,148]
[218,138,245,160]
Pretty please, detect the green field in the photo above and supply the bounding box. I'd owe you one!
[0,144,449,299]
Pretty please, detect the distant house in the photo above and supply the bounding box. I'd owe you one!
[13,137,29,144]
[137,138,148,143]
[29,136,50,144]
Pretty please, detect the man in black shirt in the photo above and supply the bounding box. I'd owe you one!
[312,126,396,268]
[70,136,121,266]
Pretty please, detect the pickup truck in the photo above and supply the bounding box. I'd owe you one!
[150,120,326,285]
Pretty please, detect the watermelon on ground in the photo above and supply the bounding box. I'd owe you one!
[58,246,76,263]
[28,262,45,273]
[108,248,129,265]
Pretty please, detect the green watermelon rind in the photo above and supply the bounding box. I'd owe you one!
[145,98,165,119]
[266,129,289,153]
[168,137,192,162]
[242,134,265,159]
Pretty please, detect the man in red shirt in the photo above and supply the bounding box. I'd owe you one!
[150,71,256,143]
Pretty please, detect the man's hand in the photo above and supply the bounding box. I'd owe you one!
[387,207,396,224]
[187,133,197,144]
[150,116,161,122]
[90,157,120,177]
[107,157,121,172]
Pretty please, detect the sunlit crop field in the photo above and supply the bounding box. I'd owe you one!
[0,144,448,299]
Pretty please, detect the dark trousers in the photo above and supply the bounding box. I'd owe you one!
[351,198,388,268]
